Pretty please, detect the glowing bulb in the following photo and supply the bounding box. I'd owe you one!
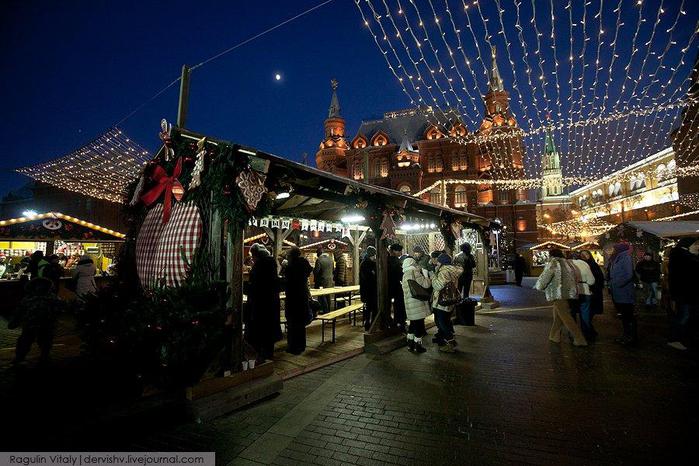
[275,73,282,81]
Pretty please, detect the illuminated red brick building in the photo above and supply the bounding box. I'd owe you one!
[315,51,538,246]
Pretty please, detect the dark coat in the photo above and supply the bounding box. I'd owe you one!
[668,245,699,304]
[359,258,377,305]
[586,258,605,314]
[246,255,282,348]
[513,255,527,277]
[333,253,347,286]
[284,257,313,323]
[313,254,334,288]
[608,250,635,304]
[635,259,660,283]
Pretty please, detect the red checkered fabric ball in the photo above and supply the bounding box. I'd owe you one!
[136,201,202,288]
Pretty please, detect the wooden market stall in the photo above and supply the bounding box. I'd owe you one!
[94,122,491,418]
[524,240,571,277]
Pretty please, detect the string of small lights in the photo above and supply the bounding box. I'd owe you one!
[355,0,698,186]
[15,128,150,204]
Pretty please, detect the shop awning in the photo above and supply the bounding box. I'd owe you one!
[626,221,699,238]
[0,212,126,242]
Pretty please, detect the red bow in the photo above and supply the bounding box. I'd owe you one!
[140,157,184,224]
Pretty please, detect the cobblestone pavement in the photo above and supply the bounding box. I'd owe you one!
[2,287,697,465]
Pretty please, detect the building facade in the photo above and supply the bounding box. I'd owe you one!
[315,51,538,246]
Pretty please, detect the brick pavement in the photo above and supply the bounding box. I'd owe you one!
[1,286,697,465]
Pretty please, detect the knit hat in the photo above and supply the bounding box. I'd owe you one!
[412,245,425,254]
[365,246,377,258]
[430,251,442,259]
[437,253,452,265]
[389,243,403,252]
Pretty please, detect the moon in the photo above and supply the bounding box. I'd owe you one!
[275,73,282,81]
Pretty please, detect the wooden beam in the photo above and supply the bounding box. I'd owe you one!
[177,65,192,128]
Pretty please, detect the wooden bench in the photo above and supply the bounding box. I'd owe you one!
[317,302,364,343]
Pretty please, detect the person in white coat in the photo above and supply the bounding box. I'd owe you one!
[533,249,587,346]
[72,255,97,298]
[401,257,431,353]
[570,255,597,341]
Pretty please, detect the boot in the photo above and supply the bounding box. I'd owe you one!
[414,338,427,353]
[440,339,457,353]
[407,334,415,352]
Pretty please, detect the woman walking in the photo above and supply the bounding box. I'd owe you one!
[608,242,638,345]
[431,253,463,353]
[284,246,313,355]
[401,257,431,353]
[534,249,588,346]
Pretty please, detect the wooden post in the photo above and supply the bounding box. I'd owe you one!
[177,65,192,128]
[263,226,293,273]
[347,227,367,285]
[368,213,389,334]
[227,222,245,371]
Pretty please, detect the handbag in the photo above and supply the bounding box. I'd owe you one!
[438,281,462,307]
[407,279,432,301]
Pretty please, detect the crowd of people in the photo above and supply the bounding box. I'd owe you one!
[534,238,699,350]
[7,250,98,366]
[242,241,478,362]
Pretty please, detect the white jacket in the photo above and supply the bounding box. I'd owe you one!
[401,258,431,321]
[571,259,595,296]
[534,257,578,301]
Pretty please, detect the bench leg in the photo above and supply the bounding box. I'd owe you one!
[332,319,336,343]
[321,320,325,343]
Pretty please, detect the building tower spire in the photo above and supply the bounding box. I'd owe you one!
[489,46,504,92]
[328,78,341,118]
[541,115,564,198]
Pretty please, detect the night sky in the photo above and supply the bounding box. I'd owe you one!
[2,0,696,195]
[1,0,405,194]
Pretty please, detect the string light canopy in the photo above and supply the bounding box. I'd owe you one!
[355,0,699,185]
[16,127,151,204]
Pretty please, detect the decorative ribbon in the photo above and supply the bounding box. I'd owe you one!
[140,157,184,224]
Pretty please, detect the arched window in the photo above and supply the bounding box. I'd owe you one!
[667,160,676,173]
[398,184,412,194]
[628,175,637,191]
[451,153,468,171]
[352,137,367,149]
[429,186,443,205]
[371,158,388,177]
[352,162,363,180]
[427,154,443,173]
[426,126,442,140]
[656,163,667,179]
[454,185,467,207]
[372,133,388,146]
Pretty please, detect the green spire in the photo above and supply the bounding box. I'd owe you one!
[544,126,557,155]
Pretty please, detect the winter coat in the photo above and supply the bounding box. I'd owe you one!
[414,254,431,271]
[635,259,660,283]
[284,257,313,324]
[431,264,463,312]
[608,250,635,304]
[533,257,578,302]
[586,258,605,314]
[333,253,347,286]
[571,259,595,296]
[453,251,476,290]
[73,258,97,296]
[668,245,699,304]
[359,258,376,305]
[401,258,431,321]
[246,254,282,346]
[313,254,334,288]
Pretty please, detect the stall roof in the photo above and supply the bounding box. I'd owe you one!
[176,128,491,230]
[0,212,126,241]
[529,240,571,250]
[626,221,699,238]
